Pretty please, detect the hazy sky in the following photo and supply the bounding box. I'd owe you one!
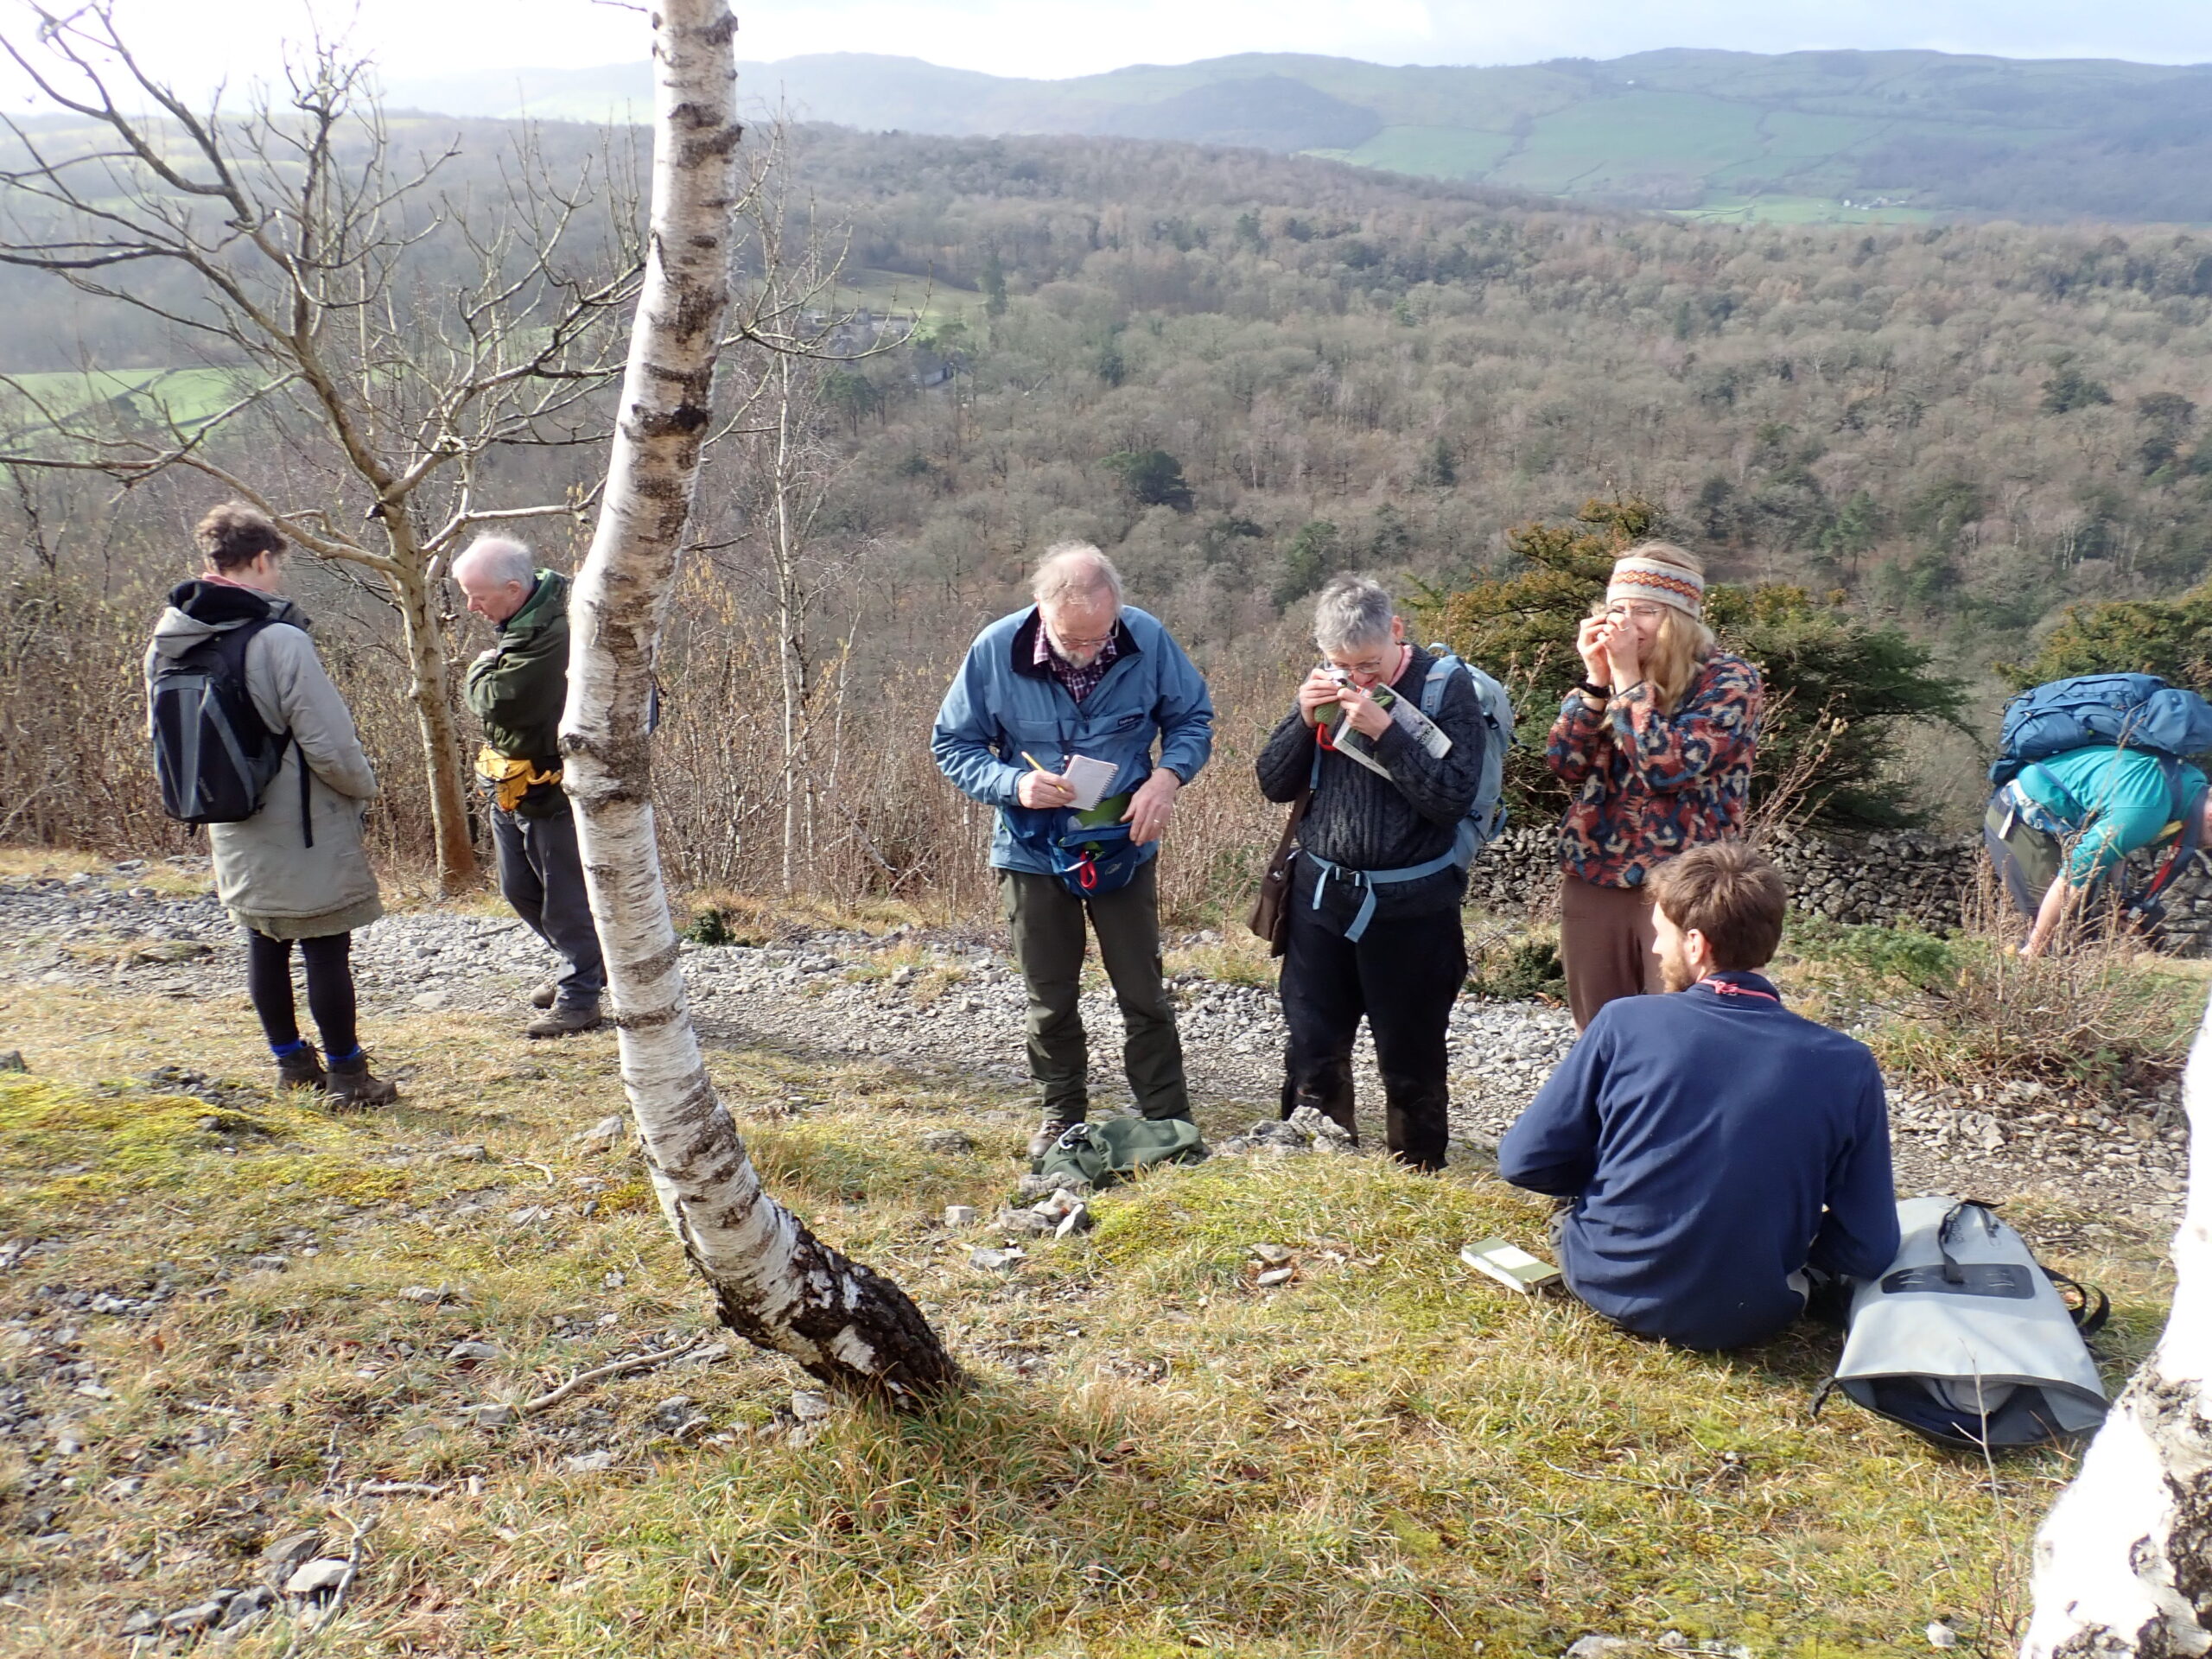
[5,0,2210,100]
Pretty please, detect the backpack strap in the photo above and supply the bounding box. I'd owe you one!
[1421,648,1463,720]
[2133,761,2202,910]
[215,617,314,849]
[1936,1200,2000,1284]
[2041,1268,2112,1337]
[1305,819,1482,943]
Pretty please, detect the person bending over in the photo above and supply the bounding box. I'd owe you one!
[1983,744,2212,959]
[931,543,1214,1159]
[1497,842,1897,1350]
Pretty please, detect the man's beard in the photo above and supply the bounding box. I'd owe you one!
[1657,940,1698,994]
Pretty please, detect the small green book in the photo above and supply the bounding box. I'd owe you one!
[1459,1237,1563,1294]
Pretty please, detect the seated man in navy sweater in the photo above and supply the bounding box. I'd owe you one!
[1497,842,1899,1350]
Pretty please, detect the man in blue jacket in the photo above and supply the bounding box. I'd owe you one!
[934,544,1214,1157]
[1498,842,1898,1350]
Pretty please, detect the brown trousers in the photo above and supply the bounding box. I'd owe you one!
[1560,874,1659,1030]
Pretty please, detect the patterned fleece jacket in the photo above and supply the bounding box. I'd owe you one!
[1544,651,1762,889]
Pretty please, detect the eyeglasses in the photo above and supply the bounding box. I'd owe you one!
[1327,652,1395,679]
[1053,631,1116,650]
[1605,602,1666,623]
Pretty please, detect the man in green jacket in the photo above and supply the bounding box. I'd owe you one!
[454,536,606,1036]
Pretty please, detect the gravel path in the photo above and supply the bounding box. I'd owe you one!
[0,858,2187,1228]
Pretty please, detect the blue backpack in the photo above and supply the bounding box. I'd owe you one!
[1990,673,2212,788]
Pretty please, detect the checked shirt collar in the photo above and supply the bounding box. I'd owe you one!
[1034,620,1119,703]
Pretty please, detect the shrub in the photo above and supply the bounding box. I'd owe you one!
[2005,583,2212,691]
[1783,912,2204,1106]
[1467,933,1567,1003]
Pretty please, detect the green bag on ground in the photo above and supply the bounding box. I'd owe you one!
[1034,1116,1207,1186]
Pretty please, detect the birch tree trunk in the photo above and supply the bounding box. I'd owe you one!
[2022,1003,2212,1657]
[560,0,961,1402]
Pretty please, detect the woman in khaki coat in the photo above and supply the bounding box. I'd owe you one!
[145,504,398,1106]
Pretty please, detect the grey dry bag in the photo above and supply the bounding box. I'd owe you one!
[1821,1197,2108,1449]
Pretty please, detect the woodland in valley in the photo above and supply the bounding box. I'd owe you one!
[6,116,2212,902]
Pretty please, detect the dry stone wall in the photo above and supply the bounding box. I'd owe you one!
[1468,824,2212,954]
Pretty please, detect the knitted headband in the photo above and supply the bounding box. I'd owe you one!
[1607,556,1705,617]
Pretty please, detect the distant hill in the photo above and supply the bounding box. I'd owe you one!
[383,47,2212,226]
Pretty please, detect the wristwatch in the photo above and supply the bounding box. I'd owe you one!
[1575,680,1611,701]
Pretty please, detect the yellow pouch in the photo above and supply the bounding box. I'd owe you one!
[474,745,562,813]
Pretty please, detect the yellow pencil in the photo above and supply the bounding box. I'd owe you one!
[1020,751,1049,772]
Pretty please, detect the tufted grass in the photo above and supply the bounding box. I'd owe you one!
[1777,916,2207,1106]
[0,971,2178,1658]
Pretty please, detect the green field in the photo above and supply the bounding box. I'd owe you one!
[0,367,250,440]
[1322,125,1516,181]
[1669,194,1940,226]
[1489,91,1770,195]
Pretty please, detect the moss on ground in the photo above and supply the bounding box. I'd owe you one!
[0,976,2176,1658]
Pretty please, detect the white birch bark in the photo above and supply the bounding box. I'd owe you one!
[560,0,959,1402]
[2023,1002,2212,1657]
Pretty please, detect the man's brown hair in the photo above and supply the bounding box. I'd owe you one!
[1649,841,1787,971]
[195,502,286,571]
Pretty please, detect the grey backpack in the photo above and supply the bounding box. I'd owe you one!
[1421,644,1515,850]
[1819,1198,2108,1449]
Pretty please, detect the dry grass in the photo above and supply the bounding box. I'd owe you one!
[1779,888,2208,1107]
[0,973,2176,1658]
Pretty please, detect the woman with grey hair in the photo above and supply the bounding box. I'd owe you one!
[1253,574,1488,1170]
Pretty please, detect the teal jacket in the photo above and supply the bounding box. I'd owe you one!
[2012,746,2209,883]
[464,569,570,815]
[931,605,1214,874]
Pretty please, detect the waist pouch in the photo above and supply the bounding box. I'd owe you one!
[475,746,563,814]
[1007,794,1147,898]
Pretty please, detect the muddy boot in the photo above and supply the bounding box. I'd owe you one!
[274,1044,327,1094]
[327,1051,399,1109]
[525,1001,603,1039]
[530,979,560,1010]
[1027,1113,1085,1163]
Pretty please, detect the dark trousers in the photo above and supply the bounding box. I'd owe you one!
[1278,896,1465,1171]
[1001,858,1190,1122]
[492,801,606,1007]
[245,929,359,1058]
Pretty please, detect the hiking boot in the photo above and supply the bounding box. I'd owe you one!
[526,1001,604,1039]
[530,980,560,1010]
[327,1052,398,1109]
[275,1044,327,1093]
[1027,1115,1084,1162]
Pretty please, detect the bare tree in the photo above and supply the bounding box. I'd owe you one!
[563,0,961,1400]
[2021,1001,2211,1657]
[0,4,642,888]
[711,123,906,893]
